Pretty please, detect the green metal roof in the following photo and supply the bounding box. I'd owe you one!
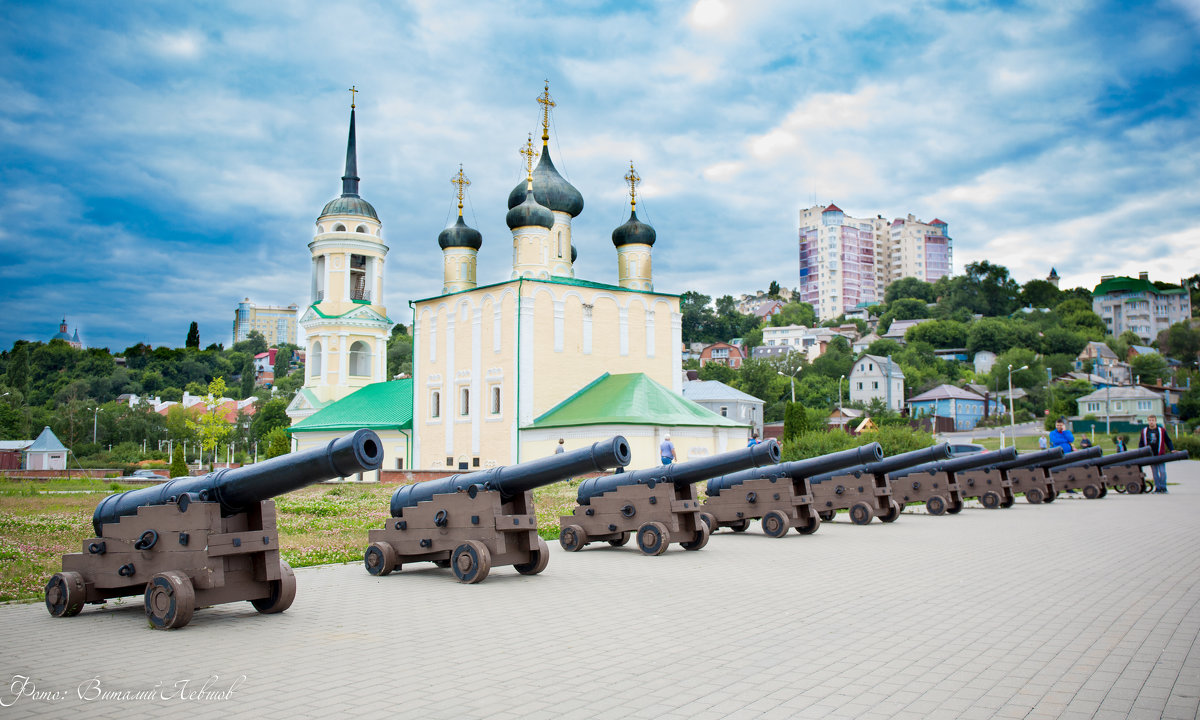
[289,379,412,433]
[307,303,392,322]
[1092,276,1185,296]
[528,373,746,429]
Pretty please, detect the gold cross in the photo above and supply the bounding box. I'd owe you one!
[451,165,470,214]
[349,85,358,109]
[537,80,555,143]
[519,134,537,179]
[624,160,641,209]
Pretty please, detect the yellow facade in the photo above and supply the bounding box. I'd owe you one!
[412,278,685,469]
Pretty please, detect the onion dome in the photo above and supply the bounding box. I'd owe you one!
[507,146,584,218]
[438,216,483,250]
[571,244,577,263]
[319,107,378,221]
[612,210,656,247]
[506,180,554,230]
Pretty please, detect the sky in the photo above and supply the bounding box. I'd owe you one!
[2,0,1198,352]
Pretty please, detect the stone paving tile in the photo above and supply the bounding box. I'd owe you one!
[2,461,1198,718]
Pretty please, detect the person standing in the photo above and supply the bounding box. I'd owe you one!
[660,434,676,465]
[1139,415,1175,493]
[1048,417,1074,453]
[554,438,565,455]
[1038,435,1048,451]
[1114,435,1128,453]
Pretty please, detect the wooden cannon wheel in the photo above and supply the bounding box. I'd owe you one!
[728,519,750,532]
[794,513,820,535]
[879,501,902,523]
[252,561,297,614]
[364,541,398,576]
[636,521,670,556]
[926,495,947,516]
[980,492,1001,510]
[45,571,86,618]
[849,502,873,526]
[607,531,631,547]
[514,537,551,575]
[699,512,718,532]
[451,540,491,584]
[144,571,195,630]
[559,524,588,552]
[760,510,790,538]
[1082,484,1102,500]
[1025,487,1044,504]
[948,497,966,513]
[680,520,710,551]
[817,510,836,522]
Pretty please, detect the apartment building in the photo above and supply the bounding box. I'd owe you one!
[232,298,300,347]
[798,204,954,321]
[1092,273,1192,342]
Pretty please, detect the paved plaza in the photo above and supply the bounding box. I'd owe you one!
[2,462,1198,719]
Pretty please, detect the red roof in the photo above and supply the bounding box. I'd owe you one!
[823,204,843,213]
[929,218,946,225]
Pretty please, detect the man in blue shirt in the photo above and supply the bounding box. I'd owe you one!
[1048,417,1074,453]
[660,435,676,465]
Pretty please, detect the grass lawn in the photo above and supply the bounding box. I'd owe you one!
[1,477,590,603]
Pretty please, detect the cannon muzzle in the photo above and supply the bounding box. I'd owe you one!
[93,429,384,534]
[706,442,883,497]
[391,436,631,515]
[992,447,1065,471]
[890,447,1018,480]
[1112,449,1190,467]
[1055,446,1152,470]
[577,439,780,505]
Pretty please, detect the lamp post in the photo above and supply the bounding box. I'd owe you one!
[1103,358,1111,435]
[1008,363,1027,445]
[839,374,845,411]
[777,369,799,403]
[92,406,98,444]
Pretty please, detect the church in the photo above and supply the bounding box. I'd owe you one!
[289,85,748,476]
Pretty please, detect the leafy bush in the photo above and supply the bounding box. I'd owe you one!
[1173,433,1200,457]
[781,424,935,462]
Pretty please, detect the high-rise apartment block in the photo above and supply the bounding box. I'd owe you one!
[232,298,299,347]
[1092,273,1192,342]
[798,204,954,320]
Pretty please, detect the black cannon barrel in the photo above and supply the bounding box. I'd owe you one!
[1113,449,1190,467]
[809,442,952,484]
[1040,446,1102,470]
[577,439,780,505]
[890,447,1018,480]
[93,429,384,534]
[1056,446,1153,470]
[706,443,883,497]
[391,436,631,515]
[992,447,1065,471]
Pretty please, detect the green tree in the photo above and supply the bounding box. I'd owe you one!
[186,322,200,349]
[904,319,968,348]
[232,330,268,356]
[884,277,936,304]
[697,361,736,384]
[273,347,292,381]
[169,449,188,478]
[768,301,817,329]
[1041,327,1088,356]
[265,426,291,459]
[240,356,255,398]
[1160,321,1200,369]
[1130,353,1169,384]
[767,281,781,298]
[680,291,716,344]
[783,401,810,441]
[251,397,291,440]
[388,331,414,377]
[186,376,232,459]
[734,358,789,405]
[1019,279,1061,309]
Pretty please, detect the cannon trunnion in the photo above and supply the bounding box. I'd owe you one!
[365,437,631,583]
[559,441,781,555]
[700,444,882,537]
[46,429,384,629]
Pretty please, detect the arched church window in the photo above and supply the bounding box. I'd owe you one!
[310,341,322,377]
[460,387,470,416]
[348,340,370,376]
[317,224,325,234]
[431,391,441,418]
[356,225,367,234]
[334,223,346,232]
[557,231,563,258]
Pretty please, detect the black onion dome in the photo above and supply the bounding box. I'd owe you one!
[570,244,577,262]
[612,210,656,247]
[320,195,379,221]
[507,147,584,217]
[506,188,554,230]
[438,216,483,250]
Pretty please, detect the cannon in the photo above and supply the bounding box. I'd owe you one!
[954,447,1064,508]
[700,443,883,537]
[1049,447,1154,499]
[1102,450,1190,494]
[45,429,383,629]
[1005,446,1101,503]
[559,440,780,555]
[889,447,1017,514]
[806,443,952,525]
[366,436,631,582]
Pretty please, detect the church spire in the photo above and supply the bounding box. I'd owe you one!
[341,86,360,197]
[537,80,555,146]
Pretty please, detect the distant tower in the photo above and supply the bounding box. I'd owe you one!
[439,166,483,293]
[1047,267,1060,288]
[507,81,583,278]
[298,89,391,407]
[508,135,555,279]
[612,161,656,291]
[51,317,82,349]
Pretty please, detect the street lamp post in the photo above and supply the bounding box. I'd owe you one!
[92,407,98,444]
[777,368,800,403]
[839,374,845,411]
[1008,363,1028,445]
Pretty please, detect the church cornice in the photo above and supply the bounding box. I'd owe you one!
[309,236,390,255]
[300,304,392,326]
